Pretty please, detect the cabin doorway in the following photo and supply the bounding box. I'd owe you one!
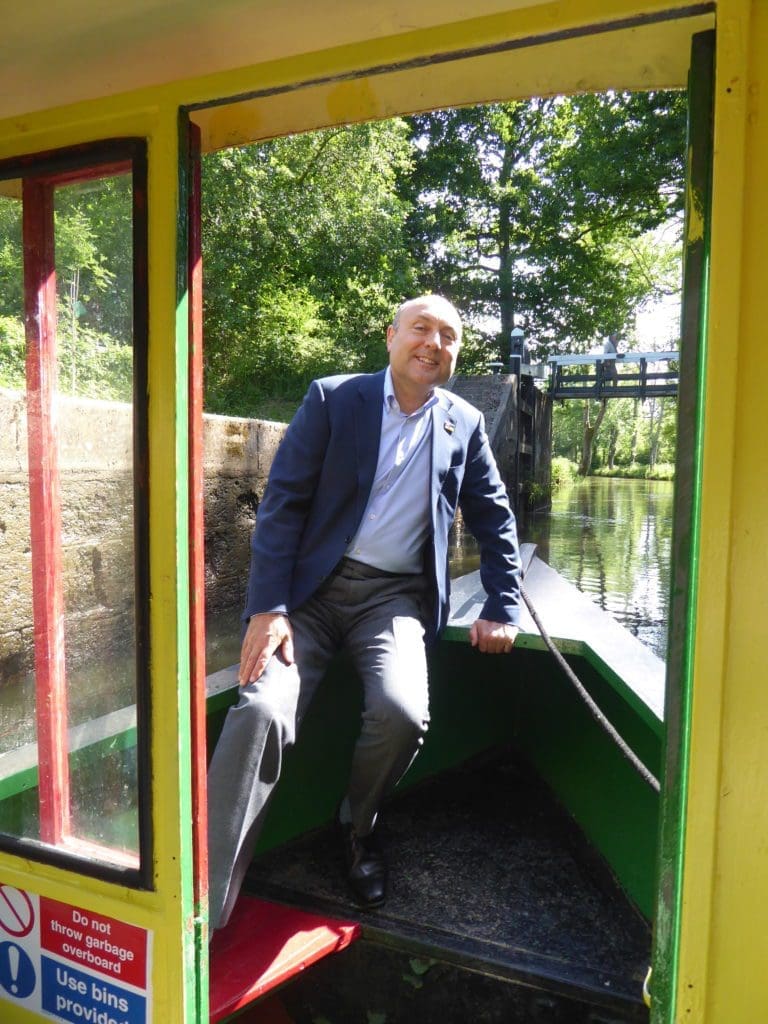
[184,14,714,1023]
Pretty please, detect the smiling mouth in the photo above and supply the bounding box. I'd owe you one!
[415,356,438,366]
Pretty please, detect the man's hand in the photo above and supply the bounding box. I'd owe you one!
[469,618,519,654]
[239,613,294,685]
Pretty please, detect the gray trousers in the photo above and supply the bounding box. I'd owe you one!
[207,559,430,931]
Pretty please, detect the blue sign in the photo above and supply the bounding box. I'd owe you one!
[0,941,36,999]
[41,957,145,1024]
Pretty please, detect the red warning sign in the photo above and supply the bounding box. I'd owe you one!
[39,897,147,990]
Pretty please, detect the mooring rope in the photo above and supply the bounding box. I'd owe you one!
[520,584,661,794]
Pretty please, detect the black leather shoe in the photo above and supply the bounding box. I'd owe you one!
[338,821,387,908]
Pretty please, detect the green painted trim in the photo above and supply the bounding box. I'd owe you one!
[174,111,205,1023]
[581,646,663,740]
[651,28,714,1024]
[0,727,138,802]
[444,625,663,738]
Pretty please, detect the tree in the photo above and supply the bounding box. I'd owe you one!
[553,393,678,477]
[0,177,134,400]
[579,399,609,476]
[201,120,418,413]
[401,92,686,361]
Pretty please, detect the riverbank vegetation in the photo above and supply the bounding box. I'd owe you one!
[592,462,675,481]
[552,395,677,478]
[553,458,675,484]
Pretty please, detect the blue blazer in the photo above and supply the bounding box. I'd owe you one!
[244,370,521,644]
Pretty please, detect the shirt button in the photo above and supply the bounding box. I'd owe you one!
[369,513,376,519]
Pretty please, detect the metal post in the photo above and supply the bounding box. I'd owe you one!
[510,326,525,376]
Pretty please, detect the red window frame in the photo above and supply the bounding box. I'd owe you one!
[0,139,151,888]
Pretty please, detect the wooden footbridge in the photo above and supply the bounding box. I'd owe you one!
[548,351,679,400]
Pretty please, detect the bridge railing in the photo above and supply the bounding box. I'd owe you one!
[548,350,679,400]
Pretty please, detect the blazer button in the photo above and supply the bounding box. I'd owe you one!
[344,535,351,543]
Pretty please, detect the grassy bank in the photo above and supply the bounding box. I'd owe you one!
[592,462,674,481]
[552,457,675,484]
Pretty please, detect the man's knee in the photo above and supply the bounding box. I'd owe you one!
[232,685,297,743]
[362,691,429,744]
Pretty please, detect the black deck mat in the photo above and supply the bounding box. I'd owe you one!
[244,751,652,1008]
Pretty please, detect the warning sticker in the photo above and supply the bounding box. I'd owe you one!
[0,883,152,1023]
[40,898,147,989]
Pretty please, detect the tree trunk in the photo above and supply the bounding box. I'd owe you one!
[496,142,515,361]
[647,398,663,471]
[629,399,640,464]
[607,427,617,470]
[579,399,608,476]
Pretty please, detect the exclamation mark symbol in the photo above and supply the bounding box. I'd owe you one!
[7,945,19,994]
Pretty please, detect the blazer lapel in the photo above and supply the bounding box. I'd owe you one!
[431,392,457,513]
[354,370,386,515]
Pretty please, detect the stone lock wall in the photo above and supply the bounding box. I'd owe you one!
[0,388,286,684]
[201,411,286,617]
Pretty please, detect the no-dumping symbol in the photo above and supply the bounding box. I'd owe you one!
[0,885,34,939]
[0,941,36,999]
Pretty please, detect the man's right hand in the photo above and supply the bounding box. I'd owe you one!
[239,613,294,686]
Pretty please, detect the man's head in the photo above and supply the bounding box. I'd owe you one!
[386,295,462,411]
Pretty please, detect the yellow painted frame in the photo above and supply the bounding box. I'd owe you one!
[0,104,196,1021]
[0,1,764,1021]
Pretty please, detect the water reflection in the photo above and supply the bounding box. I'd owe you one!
[449,478,673,660]
[527,478,673,658]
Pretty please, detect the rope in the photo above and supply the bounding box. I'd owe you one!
[520,584,660,794]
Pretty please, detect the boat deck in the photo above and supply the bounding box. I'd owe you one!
[448,545,665,725]
[244,749,651,1022]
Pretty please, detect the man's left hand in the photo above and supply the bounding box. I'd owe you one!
[469,619,519,654]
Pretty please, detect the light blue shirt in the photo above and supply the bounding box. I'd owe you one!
[346,367,437,573]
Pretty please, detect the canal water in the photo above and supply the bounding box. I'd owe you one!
[450,476,674,660]
[0,477,672,758]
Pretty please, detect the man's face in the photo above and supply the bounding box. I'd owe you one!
[386,297,462,400]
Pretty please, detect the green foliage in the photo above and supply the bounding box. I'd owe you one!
[0,315,25,386]
[551,456,579,489]
[53,175,133,344]
[203,93,685,412]
[553,395,677,476]
[246,396,301,424]
[0,94,685,435]
[0,177,133,404]
[552,400,586,462]
[0,178,133,344]
[0,194,23,321]
[54,318,133,402]
[592,462,675,480]
[202,121,417,412]
[402,92,686,359]
[0,313,132,402]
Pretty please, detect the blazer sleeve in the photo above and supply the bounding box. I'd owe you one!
[458,414,522,626]
[243,380,330,620]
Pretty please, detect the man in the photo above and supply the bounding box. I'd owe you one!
[207,295,521,932]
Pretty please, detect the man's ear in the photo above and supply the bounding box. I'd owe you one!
[385,325,395,351]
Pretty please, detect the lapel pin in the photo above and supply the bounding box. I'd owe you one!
[444,420,455,435]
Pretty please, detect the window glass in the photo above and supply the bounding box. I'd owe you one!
[53,173,139,859]
[0,181,39,838]
[0,153,147,878]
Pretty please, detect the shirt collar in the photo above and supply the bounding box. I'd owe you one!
[383,366,440,417]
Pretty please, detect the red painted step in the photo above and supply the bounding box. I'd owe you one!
[209,895,360,1022]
